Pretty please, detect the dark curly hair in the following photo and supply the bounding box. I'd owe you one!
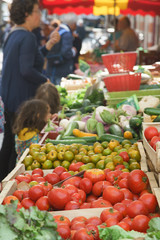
[12,99,50,135]
[10,0,39,24]
[35,82,60,114]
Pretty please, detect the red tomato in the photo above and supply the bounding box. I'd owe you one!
[57,224,71,239]
[150,136,160,147]
[80,202,91,209]
[73,228,94,240]
[114,202,127,217]
[86,224,99,240]
[54,215,71,227]
[32,168,44,176]
[31,174,42,182]
[120,188,133,200]
[139,193,158,213]
[71,193,83,205]
[21,198,35,209]
[16,174,31,183]
[53,166,66,176]
[120,172,129,179]
[79,178,92,194]
[39,181,53,195]
[86,194,98,203]
[128,170,149,194]
[71,222,86,230]
[106,170,121,184]
[3,195,19,205]
[71,216,87,226]
[91,199,112,209]
[35,196,50,211]
[118,221,130,231]
[103,186,124,205]
[84,169,105,183]
[63,184,78,196]
[92,181,111,197]
[65,200,80,210]
[16,202,23,212]
[48,188,71,210]
[44,173,60,185]
[60,172,72,181]
[127,200,148,218]
[61,176,81,188]
[78,189,86,203]
[118,178,129,189]
[71,230,76,240]
[132,194,139,200]
[140,189,151,196]
[131,215,150,233]
[86,216,102,226]
[119,152,130,162]
[144,126,159,141]
[123,216,133,226]
[13,190,25,201]
[69,162,84,172]
[115,165,125,171]
[105,218,119,227]
[35,177,45,183]
[121,199,133,207]
[100,208,123,222]
[28,185,44,201]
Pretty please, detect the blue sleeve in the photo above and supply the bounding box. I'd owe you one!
[19,34,47,84]
[61,32,73,59]
[40,45,49,56]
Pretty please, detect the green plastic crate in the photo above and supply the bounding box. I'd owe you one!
[105,89,160,106]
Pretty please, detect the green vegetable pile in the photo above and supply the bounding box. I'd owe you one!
[0,202,61,240]
[98,217,160,240]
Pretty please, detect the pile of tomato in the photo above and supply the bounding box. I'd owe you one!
[144,126,160,151]
[3,167,160,239]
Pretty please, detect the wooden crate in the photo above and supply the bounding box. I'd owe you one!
[137,142,148,173]
[0,171,159,220]
[142,122,160,173]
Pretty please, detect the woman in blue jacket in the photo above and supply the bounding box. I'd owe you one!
[0,0,60,180]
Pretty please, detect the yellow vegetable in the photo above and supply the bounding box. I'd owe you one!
[72,129,98,137]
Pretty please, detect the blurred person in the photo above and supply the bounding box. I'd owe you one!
[34,82,60,115]
[76,19,86,41]
[46,13,77,85]
[101,18,122,51]
[0,0,60,181]
[0,97,4,150]
[114,16,139,52]
[12,99,51,160]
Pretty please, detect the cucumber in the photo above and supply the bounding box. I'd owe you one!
[56,134,63,140]
[63,121,79,137]
[144,108,160,116]
[99,134,138,144]
[153,115,160,122]
[45,139,87,145]
[109,124,123,137]
[96,122,105,137]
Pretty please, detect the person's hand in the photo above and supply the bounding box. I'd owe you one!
[46,78,50,83]
[45,27,60,51]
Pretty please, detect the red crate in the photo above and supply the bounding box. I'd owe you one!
[102,52,137,73]
[103,73,141,92]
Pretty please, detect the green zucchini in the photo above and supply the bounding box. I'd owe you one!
[56,134,63,140]
[45,139,87,145]
[96,122,105,137]
[62,136,97,143]
[63,121,79,137]
[99,134,138,144]
[144,108,160,116]
[109,124,123,137]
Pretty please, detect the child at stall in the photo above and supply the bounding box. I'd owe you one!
[34,82,60,116]
[12,99,51,160]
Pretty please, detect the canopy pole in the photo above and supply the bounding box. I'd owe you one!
[113,0,116,52]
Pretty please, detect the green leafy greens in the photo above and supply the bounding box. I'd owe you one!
[0,202,61,240]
